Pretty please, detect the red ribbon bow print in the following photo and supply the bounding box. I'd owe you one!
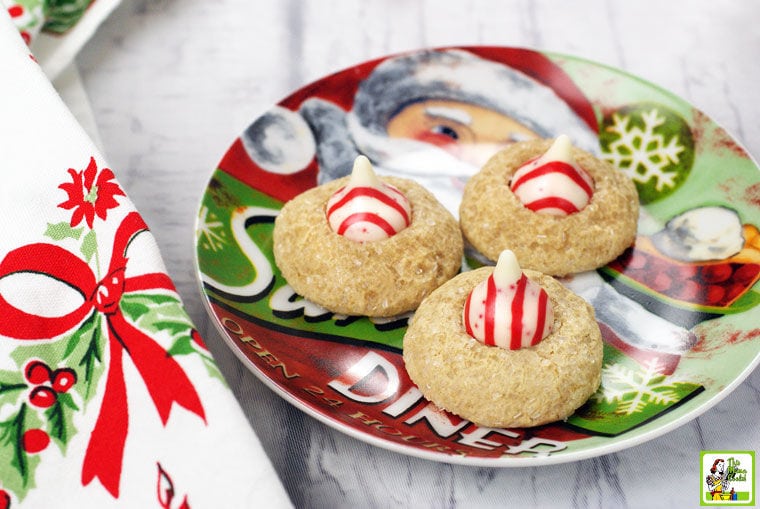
[0,212,205,498]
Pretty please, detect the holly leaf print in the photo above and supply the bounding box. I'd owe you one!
[0,404,44,501]
[167,336,196,356]
[44,221,84,241]
[43,0,92,34]
[63,312,98,360]
[45,392,79,448]
[121,293,182,322]
[121,293,226,383]
[167,334,224,383]
[120,300,151,322]
[1,405,28,479]
[0,378,27,404]
[78,326,104,400]
[153,319,193,336]
[120,294,192,337]
[57,312,106,402]
[80,229,98,263]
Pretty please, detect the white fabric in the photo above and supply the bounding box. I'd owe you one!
[0,10,292,508]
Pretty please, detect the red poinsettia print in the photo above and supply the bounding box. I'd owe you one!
[0,212,206,499]
[58,157,125,228]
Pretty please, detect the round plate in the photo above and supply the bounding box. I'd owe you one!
[194,46,760,466]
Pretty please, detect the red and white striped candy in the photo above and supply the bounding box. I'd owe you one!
[463,250,553,350]
[510,135,594,216]
[326,155,412,242]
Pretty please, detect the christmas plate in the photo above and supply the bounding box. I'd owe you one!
[194,47,760,466]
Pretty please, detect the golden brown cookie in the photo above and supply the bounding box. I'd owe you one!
[403,266,602,428]
[459,139,639,276]
[273,176,463,317]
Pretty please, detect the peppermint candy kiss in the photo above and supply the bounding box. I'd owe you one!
[463,250,554,350]
[510,135,594,216]
[326,155,412,242]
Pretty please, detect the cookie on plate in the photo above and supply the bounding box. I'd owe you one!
[273,156,463,317]
[403,250,602,428]
[460,135,639,276]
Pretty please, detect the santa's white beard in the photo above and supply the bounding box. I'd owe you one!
[348,114,698,360]
[347,113,482,217]
[564,271,697,355]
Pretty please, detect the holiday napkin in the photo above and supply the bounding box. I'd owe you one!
[4,0,121,80]
[0,10,292,509]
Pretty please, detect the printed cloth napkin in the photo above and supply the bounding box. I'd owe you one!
[4,0,121,79]
[0,9,292,509]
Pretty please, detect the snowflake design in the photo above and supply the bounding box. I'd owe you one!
[197,206,227,252]
[602,108,685,192]
[593,358,689,415]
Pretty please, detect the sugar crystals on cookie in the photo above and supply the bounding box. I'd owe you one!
[403,249,603,428]
[273,155,463,317]
[460,135,639,276]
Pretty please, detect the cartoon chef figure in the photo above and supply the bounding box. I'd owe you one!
[706,458,731,500]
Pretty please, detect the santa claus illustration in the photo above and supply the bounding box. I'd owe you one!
[233,48,759,375]
[241,48,598,215]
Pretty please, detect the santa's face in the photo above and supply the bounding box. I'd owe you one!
[386,99,539,168]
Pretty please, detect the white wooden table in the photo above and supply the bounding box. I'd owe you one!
[77,1,760,506]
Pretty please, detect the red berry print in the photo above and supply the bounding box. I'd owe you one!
[642,255,668,280]
[705,284,727,306]
[51,368,77,393]
[725,282,748,304]
[0,489,10,509]
[733,263,760,284]
[650,271,672,293]
[699,264,733,284]
[624,249,648,271]
[668,263,698,282]
[24,360,51,385]
[29,386,57,408]
[673,279,700,302]
[7,5,24,17]
[22,429,50,454]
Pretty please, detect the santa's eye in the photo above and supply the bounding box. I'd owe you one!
[430,125,459,140]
